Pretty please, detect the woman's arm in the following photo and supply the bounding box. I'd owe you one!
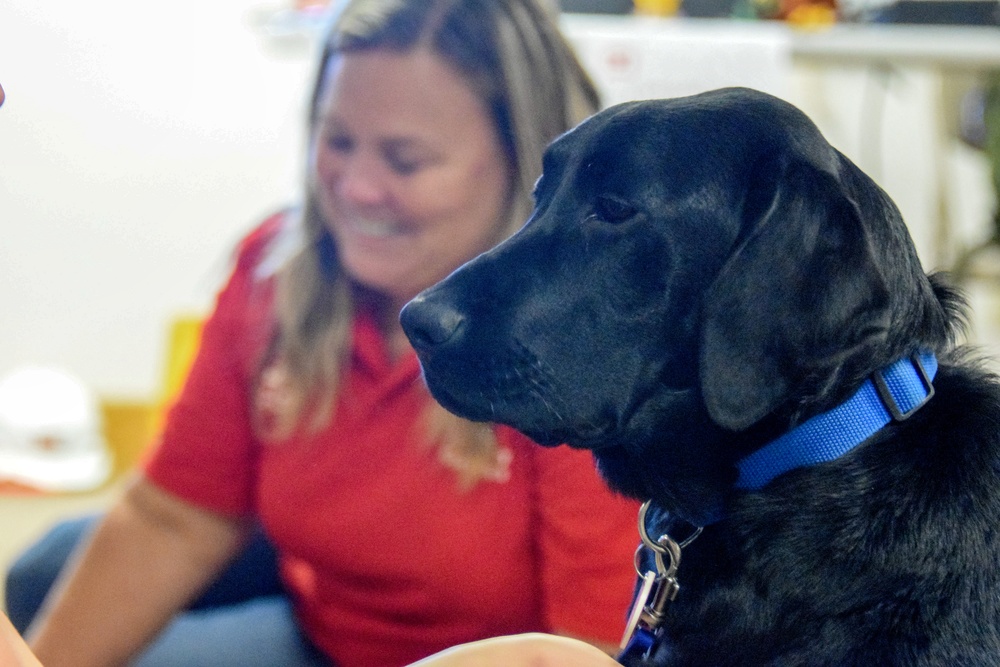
[26,476,250,667]
[407,633,620,667]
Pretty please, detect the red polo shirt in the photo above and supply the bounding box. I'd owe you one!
[145,214,640,666]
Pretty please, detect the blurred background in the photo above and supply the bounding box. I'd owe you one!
[0,0,998,597]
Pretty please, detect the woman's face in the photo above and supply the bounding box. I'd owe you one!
[311,49,513,310]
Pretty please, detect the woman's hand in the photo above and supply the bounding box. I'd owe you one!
[2,613,42,667]
[407,633,621,667]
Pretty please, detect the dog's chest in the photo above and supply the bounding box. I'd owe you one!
[627,463,1000,666]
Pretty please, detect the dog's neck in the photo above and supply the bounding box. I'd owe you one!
[695,352,938,525]
[736,351,936,489]
[623,352,939,663]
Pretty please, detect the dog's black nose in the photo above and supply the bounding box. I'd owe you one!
[400,294,466,353]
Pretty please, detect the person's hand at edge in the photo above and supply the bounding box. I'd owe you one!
[2,613,43,667]
[406,633,620,667]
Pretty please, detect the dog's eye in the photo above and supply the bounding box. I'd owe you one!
[594,195,636,224]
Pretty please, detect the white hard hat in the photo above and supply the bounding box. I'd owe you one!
[0,366,112,492]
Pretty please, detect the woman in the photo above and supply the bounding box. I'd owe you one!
[14,2,640,666]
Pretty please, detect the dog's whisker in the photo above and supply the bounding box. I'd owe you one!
[532,389,563,423]
[523,378,564,423]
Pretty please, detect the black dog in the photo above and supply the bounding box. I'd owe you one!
[400,87,1000,665]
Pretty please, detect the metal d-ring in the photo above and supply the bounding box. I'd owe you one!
[635,500,703,578]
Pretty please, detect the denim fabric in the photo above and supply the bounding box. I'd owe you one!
[5,515,330,666]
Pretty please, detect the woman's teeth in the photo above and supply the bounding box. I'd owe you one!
[349,219,403,237]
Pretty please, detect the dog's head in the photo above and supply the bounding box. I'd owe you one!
[400,88,951,522]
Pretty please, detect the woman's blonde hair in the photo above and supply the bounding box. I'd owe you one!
[267,0,600,487]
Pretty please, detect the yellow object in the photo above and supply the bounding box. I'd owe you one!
[634,0,681,16]
[101,401,157,478]
[100,313,205,478]
[153,314,205,433]
[161,316,204,406]
[786,3,837,27]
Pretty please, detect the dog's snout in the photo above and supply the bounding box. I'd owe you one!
[400,295,466,353]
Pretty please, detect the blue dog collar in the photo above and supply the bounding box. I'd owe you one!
[735,351,937,491]
[617,353,937,665]
[631,353,939,529]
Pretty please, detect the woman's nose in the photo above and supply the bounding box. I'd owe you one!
[336,155,387,207]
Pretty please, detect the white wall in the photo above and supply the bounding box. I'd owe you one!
[0,0,314,397]
[0,7,995,400]
[790,64,995,268]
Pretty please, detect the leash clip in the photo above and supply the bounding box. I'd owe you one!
[618,501,701,663]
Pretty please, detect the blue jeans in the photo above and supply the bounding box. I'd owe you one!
[4,515,331,666]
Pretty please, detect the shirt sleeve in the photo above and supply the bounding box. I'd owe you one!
[143,217,281,517]
[516,427,641,645]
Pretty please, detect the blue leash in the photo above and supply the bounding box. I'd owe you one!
[617,352,938,665]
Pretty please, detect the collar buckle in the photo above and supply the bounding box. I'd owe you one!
[871,354,935,422]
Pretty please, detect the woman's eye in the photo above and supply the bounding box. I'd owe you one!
[383,141,440,176]
[325,133,353,153]
[387,155,422,176]
[595,195,636,223]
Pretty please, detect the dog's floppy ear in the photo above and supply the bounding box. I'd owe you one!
[700,159,891,431]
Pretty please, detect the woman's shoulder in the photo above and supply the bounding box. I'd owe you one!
[234,208,298,274]
[202,211,290,359]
